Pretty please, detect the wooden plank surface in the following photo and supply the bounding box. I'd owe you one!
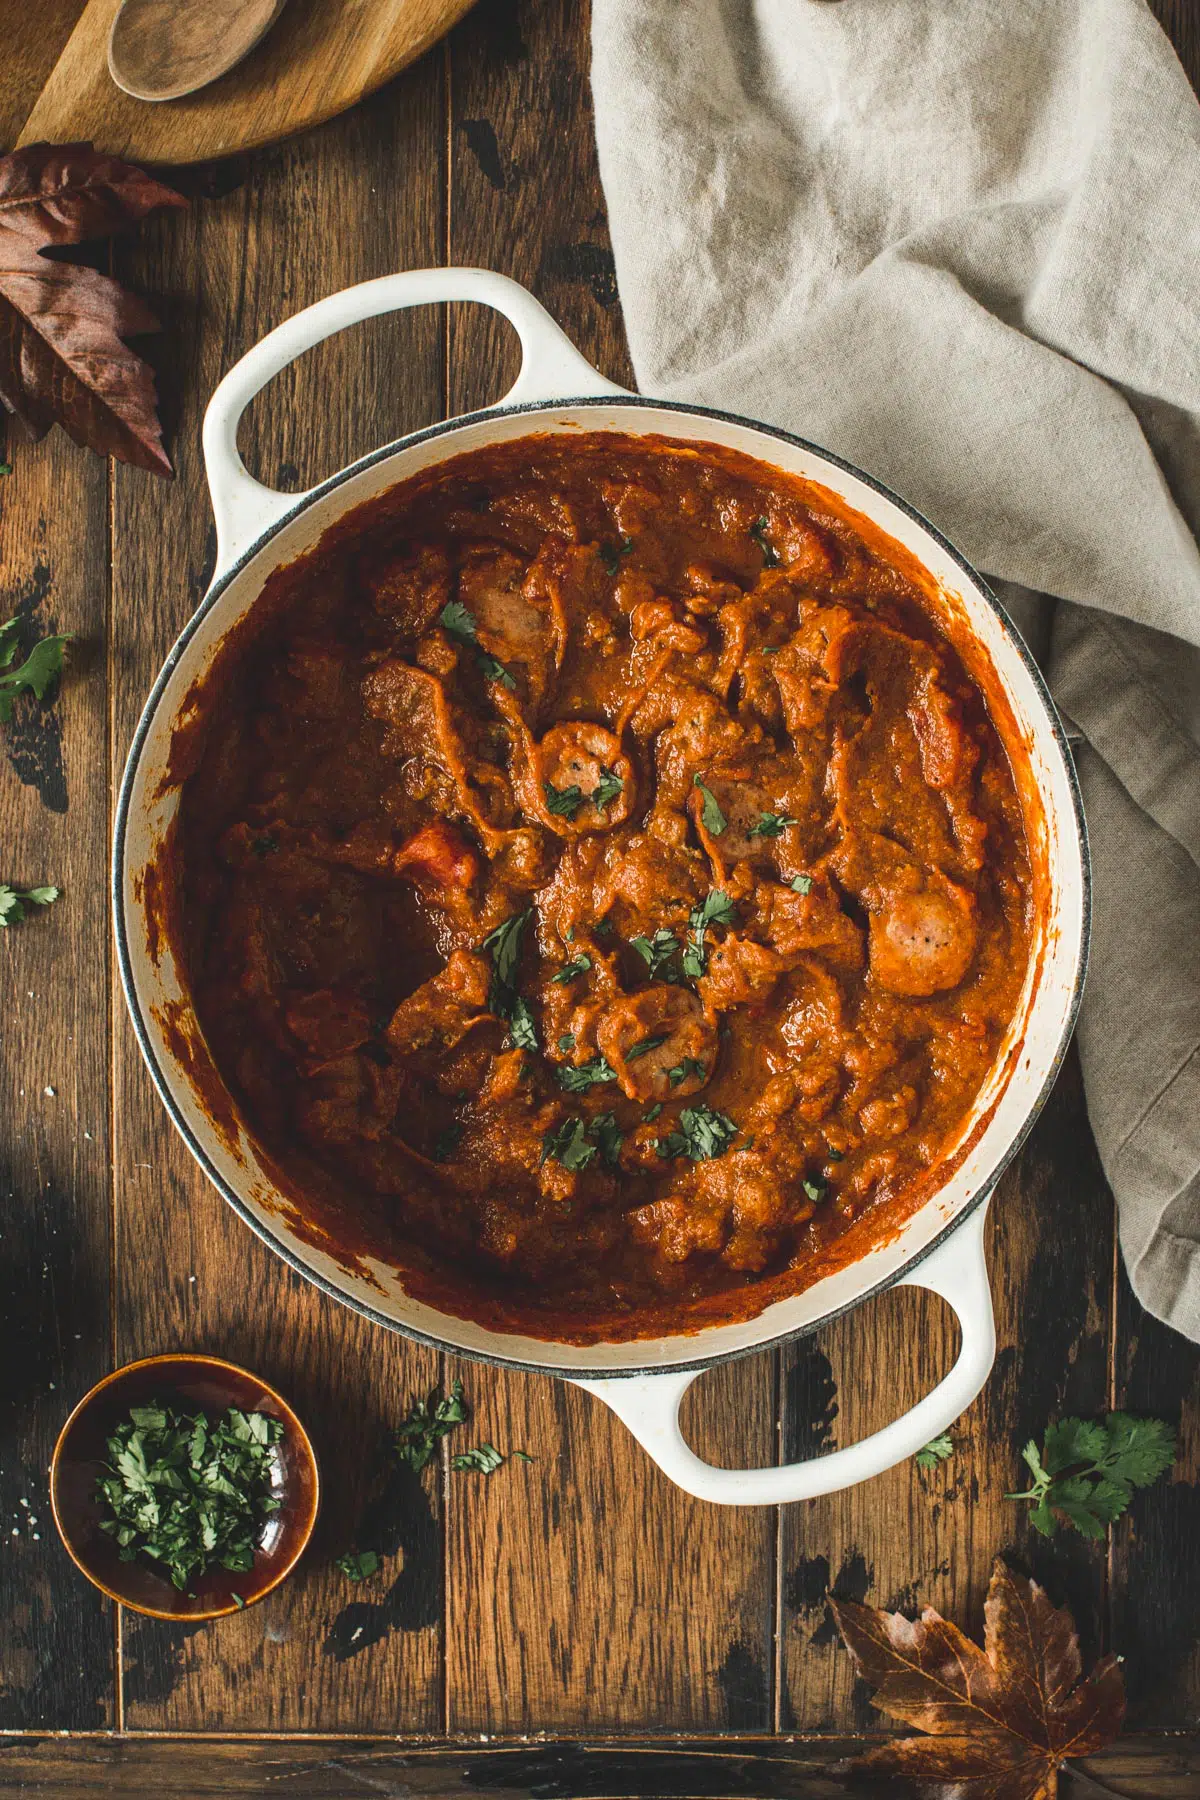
[0,438,114,1726]
[106,64,450,1735]
[1,1735,1198,1799]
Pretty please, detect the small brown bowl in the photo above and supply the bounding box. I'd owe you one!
[50,1353,319,1621]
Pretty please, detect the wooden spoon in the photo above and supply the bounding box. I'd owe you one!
[108,0,289,103]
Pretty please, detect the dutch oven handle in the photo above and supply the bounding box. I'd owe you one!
[573,1200,996,1505]
[202,268,627,579]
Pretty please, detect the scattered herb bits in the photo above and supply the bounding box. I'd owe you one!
[94,1402,283,1591]
[915,1433,955,1471]
[656,1104,739,1162]
[682,890,736,979]
[438,599,516,689]
[395,1379,468,1472]
[336,1549,380,1581]
[749,516,780,566]
[631,928,682,981]
[599,535,634,576]
[552,954,593,985]
[748,811,797,839]
[0,615,71,723]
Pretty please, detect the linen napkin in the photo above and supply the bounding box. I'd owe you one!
[591,0,1200,1338]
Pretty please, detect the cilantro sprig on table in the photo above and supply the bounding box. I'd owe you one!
[915,1432,955,1472]
[438,599,517,690]
[0,883,59,927]
[94,1403,283,1592]
[0,614,71,723]
[1007,1413,1176,1538]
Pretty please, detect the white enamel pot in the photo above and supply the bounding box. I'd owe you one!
[114,269,1089,1506]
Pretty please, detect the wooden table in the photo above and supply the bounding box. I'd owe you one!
[2,3,1199,1794]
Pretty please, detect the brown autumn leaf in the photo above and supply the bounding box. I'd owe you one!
[0,143,186,475]
[831,1557,1125,1800]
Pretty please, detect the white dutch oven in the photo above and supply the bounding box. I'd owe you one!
[114,269,1089,1506]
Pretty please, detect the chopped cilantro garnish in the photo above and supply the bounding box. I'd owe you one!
[791,874,814,895]
[630,928,681,980]
[681,890,736,979]
[643,1103,663,1123]
[438,600,516,690]
[749,517,780,567]
[656,1104,739,1163]
[395,1379,468,1471]
[625,1033,668,1062]
[667,1057,707,1087]
[336,1549,381,1581]
[599,535,634,576]
[915,1434,955,1472]
[552,954,593,984]
[545,781,585,818]
[589,1111,625,1168]
[826,1145,844,1161]
[692,774,727,836]
[558,1033,576,1053]
[507,995,539,1052]
[558,1055,619,1093]
[432,1122,464,1162]
[94,1403,283,1591]
[541,1116,598,1171]
[480,909,531,1017]
[592,766,625,810]
[749,811,798,838]
[802,1176,827,1203]
[451,1444,506,1475]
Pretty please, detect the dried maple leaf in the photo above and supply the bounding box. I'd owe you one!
[0,143,186,474]
[832,1558,1125,1800]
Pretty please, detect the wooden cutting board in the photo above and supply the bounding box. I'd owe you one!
[1,0,475,165]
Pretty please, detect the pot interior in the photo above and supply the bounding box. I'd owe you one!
[115,399,1087,1375]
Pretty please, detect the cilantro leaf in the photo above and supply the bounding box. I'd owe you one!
[667,1057,707,1087]
[589,1111,624,1167]
[439,600,517,690]
[591,766,624,811]
[451,1443,506,1475]
[480,909,531,1019]
[552,954,592,985]
[558,1033,576,1053]
[915,1432,954,1471]
[0,618,71,724]
[0,883,60,928]
[802,1175,827,1203]
[545,781,585,819]
[790,874,813,894]
[656,1104,739,1162]
[396,1379,468,1472]
[625,1033,668,1062]
[599,535,634,576]
[749,811,798,839]
[681,890,736,979]
[507,995,539,1052]
[558,1055,618,1093]
[432,1122,464,1162]
[631,928,681,981]
[1007,1412,1176,1537]
[541,1116,598,1171]
[692,774,727,836]
[336,1549,381,1581]
[749,516,780,567]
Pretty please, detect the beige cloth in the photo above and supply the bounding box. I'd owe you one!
[591,0,1200,1337]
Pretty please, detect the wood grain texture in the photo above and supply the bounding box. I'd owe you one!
[0,1735,1197,1798]
[13,0,476,167]
[779,1051,1114,1730]
[107,71,450,1732]
[0,434,113,1728]
[0,0,86,151]
[440,0,774,1736]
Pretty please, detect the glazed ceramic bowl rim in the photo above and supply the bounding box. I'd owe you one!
[50,1351,321,1621]
[112,391,1090,1380]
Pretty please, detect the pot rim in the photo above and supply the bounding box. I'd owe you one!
[112,393,1092,1378]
